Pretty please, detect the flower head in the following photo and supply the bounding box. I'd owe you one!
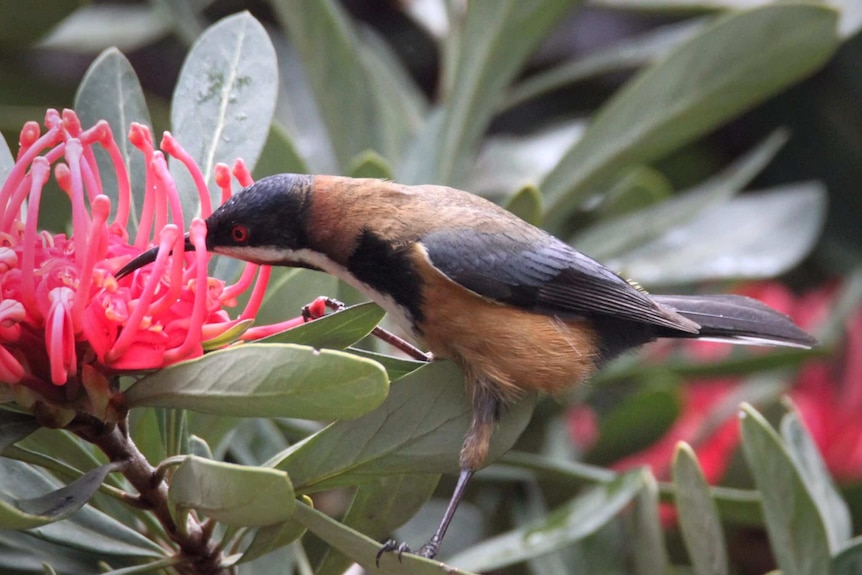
[0,109,278,420]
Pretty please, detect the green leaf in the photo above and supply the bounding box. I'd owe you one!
[404,0,580,185]
[632,472,669,575]
[574,129,788,259]
[170,11,278,217]
[833,538,862,575]
[0,411,40,453]
[588,384,682,465]
[317,474,440,575]
[125,343,389,421]
[608,183,827,286]
[40,4,169,53]
[346,348,426,380]
[294,499,479,574]
[252,121,309,180]
[780,407,851,552]
[168,455,294,527]
[0,459,119,530]
[74,47,152,236]
[446,470,645,571]
[739,403,831,575]
[270,0,387,170]
[541,4,840,232]
[240,519,306,563]
[271,361,535,491]
[259,302,385,349]
[673,443,728,575]
[503,18,706,110]
[348,150,394,179]
[504,185,543,227]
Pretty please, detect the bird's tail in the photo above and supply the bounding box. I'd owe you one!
[651,294,817,348]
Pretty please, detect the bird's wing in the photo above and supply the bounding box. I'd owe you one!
[419,228,698,333]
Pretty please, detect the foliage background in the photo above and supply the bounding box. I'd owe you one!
[1,1,861,574]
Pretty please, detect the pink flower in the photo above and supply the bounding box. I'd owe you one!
[0,109,288,419]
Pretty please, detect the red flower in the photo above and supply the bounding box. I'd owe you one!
[570,279,860,503]
[0,109,291,419]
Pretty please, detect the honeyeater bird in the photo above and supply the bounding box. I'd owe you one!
[117,173,816,562]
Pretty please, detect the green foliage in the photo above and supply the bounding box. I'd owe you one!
[0,1,857,574]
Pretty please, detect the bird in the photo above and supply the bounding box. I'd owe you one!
[116,173,817,562]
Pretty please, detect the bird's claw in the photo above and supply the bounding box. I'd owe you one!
[376,538,439,567]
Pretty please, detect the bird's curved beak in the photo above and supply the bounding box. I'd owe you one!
[115,233,195,280]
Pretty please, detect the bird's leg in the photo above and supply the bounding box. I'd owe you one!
[377,384,501,564]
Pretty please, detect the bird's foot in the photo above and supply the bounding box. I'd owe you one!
[375,539,438,566]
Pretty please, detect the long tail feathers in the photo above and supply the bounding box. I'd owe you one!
[651,294,818,349]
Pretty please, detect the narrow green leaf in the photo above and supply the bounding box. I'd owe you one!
[541,4,840,232]
[780,407,851,552]
[240,518,306,563]
[169,456,294,527]
[504,185,543,227]
[739,403,831,575]
[0,411,40,453]
[74,47,151,235]
[574,129,788,259]
[42,4,170,53]
[294,499,479,574]
[348,150,394,179]
[259,302,385,349]
[673,443,728,575]
[633,471,669,575]
[503,18,706,110]
[833,537,862,575]
[252,121,309,180]
[446,470,645,571]
[317,474,440,575]
[346,348,425,380]
[125,344,389,421]
[0,459,119,530]
[271,361,535,491]
[270,0,386,170]
[171,11,278,217]
[608,183,827,286]
[404,0,580,185]
[588,384,682,465]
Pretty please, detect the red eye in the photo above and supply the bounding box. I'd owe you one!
[231,224,249,244]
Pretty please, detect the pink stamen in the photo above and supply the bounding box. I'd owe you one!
[161,132,213,218]
[222,262,260,300]
[130,124,156,249]
[46,287,76,385]
[232,159,253,187]
[239,265,272,321]
[106,225,179,363]
[64,139,91,267]
[149,228,185,316]
[150,152,185,231]
[89,122,131,228]
[16,121,41,160]
[1,174,32,233]
[0,116,62,221]
[73,195,111,328]
[20,158,50,321]
[0,345,24,384]
[240,315,306,341]
[164,218,208,363]
[214,164,233,205]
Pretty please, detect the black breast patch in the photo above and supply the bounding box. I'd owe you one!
[346,229,425,324]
